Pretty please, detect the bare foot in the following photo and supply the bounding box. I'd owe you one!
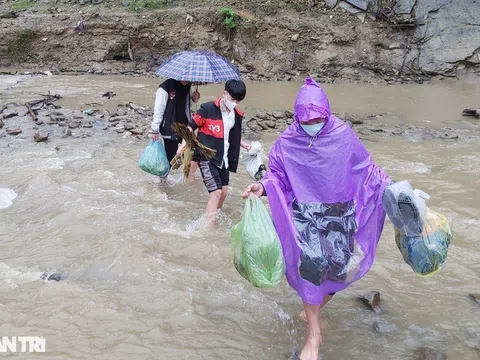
[299,334,322,360]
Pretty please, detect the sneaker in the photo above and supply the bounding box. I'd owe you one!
[382,180,429,235]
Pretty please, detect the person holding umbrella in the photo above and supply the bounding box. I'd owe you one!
[150,79,200,171]
[153,50,244,184]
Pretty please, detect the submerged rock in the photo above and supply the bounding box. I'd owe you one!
[413,347,447,360]
[40,272,63,282]
[34,131,49,142]
[373,319,396,334]
[462,108,479,118]
[440,131,458,140]
[359,291,381,312]
[469,293,480,305]
[102,91,116,99]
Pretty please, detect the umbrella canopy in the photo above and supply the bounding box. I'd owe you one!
[155,50,241,84]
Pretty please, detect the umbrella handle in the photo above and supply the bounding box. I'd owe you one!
[194,83,199,111]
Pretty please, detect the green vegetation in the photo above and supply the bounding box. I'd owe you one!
[219,7,238,30]
[7,29,36,63]
[10,0,36,12]
[127,0,168,12]
[377,0,393,10]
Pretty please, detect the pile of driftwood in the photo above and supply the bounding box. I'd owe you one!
[25,93,63,122]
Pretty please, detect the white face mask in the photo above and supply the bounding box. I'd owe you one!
[223,93,237,111]
[300,122,325,136]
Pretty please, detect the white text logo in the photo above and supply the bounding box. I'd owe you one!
[0,336,46,353]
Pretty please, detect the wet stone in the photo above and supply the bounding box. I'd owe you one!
[35,116,49,125]
[440,131,458,140]
[69,121,81,129]
[130,128,144,135]
[2,109,18,119]
[34,131,49,142]
[266,121,276,129]
[41,272,63,282]
[413,347,447,360]
[272,110,285,119]
[128,102,144,111]
[6,128,22,135]
[373,319,396,334]
[258,122,269,130]
[359,291,381,312]
[256,109,268,119]
[116,108,127,117]
[469,293,480,305]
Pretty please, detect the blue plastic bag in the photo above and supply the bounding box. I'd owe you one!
[395,208,451,276]
[138,140,170,177]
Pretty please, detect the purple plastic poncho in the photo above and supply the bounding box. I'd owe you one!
[261,78,391,305]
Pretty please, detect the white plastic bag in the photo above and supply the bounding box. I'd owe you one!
[242,141,266,180]
[382,180,430,236]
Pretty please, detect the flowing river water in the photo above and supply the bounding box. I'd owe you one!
[0,75,479,359]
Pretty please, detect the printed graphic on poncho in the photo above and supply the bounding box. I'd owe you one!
[292,200,364,286]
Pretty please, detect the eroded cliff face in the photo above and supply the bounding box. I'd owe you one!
[0,0,478,82]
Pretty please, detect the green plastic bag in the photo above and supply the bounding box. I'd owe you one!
[230,195,285,288]
[138,140,170,177]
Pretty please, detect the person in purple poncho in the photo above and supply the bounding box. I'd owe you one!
[242,78,398,360]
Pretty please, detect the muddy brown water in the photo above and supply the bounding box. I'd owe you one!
[0,75,479,359]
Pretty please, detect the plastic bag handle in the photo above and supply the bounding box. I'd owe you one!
[245,194,259,218]
[414,189,430,200]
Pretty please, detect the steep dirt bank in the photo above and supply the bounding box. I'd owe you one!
[0,0,479,83]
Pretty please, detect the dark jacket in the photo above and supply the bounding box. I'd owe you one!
[152,79,191,141]
[189,99,244,173]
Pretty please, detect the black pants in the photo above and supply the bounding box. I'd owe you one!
[163,138,180,164]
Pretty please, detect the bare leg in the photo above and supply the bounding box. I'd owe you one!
[217,186,228,210]
[299,294,333,322]
[186,161,198,185]
[205,189,222,226]
[300,302,322,360]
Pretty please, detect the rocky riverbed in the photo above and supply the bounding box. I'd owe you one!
[1,94,477,146]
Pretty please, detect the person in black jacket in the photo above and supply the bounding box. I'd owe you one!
[150,79,200,166]
[185,80,250,225]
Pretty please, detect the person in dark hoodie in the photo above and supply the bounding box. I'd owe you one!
[150,79,200,180]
